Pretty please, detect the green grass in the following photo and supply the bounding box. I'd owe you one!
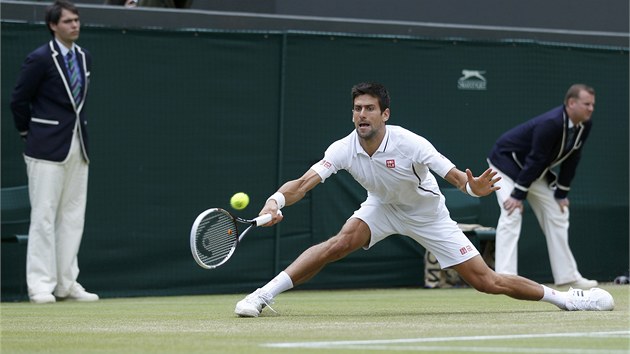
[1,285,628,353]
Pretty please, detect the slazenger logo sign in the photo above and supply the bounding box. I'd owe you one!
[457,69,487,90]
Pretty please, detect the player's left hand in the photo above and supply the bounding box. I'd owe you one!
[466,168,501,197]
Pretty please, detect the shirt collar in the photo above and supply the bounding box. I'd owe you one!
[55,38,75,57]
[563,108,580,129]
[354,126,390,155]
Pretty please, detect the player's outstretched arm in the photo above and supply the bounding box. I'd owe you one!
[444,167,501,197]
[260,169,322,225]
[278,169,322,206]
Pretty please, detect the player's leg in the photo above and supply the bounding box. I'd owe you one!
[405,211,545,300]
[234,218,371,317]
[285,218,371,286]
[418,215,614,311]
[407,214,541,300]
[453,255,614,311]
[452,255,544,300]
[235,200,397,317]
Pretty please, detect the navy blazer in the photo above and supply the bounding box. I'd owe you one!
[11,40,91,163]
[488,105,592,200]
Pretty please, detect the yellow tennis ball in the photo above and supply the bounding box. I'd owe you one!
[230,192,249,210]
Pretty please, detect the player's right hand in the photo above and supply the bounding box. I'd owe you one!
[260,203,284,226]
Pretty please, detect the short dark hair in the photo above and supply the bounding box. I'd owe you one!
[351,82,391,112]
[564,84,595,104]
[45,0,79,37]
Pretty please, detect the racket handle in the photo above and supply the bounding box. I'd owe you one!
[253,210,282,226]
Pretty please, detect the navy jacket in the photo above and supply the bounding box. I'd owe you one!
[11,40,91,163]
[488,105,592,200]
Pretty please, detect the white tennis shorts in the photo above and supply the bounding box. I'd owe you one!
[351,200,479,269]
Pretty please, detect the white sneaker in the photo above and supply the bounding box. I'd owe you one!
[60,284,99,302]
[234,288,275,317]
[564,288,614,311]
[30,293,56,304]
[562,277,598,288]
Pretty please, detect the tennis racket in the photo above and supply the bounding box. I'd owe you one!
[189,208,280,269]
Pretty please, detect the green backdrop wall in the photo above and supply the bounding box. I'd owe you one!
[2,22,628,300]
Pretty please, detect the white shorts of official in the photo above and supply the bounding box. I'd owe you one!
[351,200,479,269]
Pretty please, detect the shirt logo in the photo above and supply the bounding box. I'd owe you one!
[386,159,395,168]
[457,69,487,90]
[320,160,332,169]
[460,245,473,255]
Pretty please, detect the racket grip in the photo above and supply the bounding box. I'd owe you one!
[253,210,282,226]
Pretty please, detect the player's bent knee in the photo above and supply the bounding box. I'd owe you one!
[322,234,362,261]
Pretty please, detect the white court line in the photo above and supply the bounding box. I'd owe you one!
[299,346,629,353]
[263,330,630,353]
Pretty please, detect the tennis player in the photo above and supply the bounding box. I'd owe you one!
[235,82,614,317]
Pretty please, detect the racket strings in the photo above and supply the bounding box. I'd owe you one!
[195,212,238,266]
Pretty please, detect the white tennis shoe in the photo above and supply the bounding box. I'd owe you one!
[564,288,614,311]
[234,288,275,317]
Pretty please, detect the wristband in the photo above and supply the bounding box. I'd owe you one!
[267,192,286,209]
[466,182,480,198]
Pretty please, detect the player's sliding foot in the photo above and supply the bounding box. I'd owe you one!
[564,288,614,311]
[235,288,275,317]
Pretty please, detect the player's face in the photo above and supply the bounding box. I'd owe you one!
[50,9,80,48]
[567,90,595,123]
[352,94,390,140]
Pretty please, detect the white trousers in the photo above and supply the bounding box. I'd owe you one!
[490,163,582,285]
[25,133,88,298]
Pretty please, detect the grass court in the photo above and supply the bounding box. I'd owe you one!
[1,284,628,353]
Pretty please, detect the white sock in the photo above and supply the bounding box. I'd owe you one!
[540,285,567,309]
[261,271,294,298]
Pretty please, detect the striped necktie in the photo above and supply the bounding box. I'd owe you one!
[65,50,81,105]
[565,126,576,152]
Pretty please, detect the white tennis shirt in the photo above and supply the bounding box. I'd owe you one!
[311,125,456,221]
